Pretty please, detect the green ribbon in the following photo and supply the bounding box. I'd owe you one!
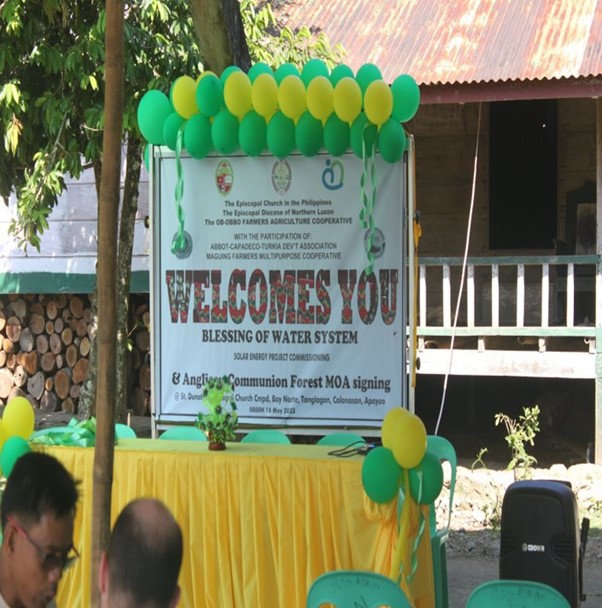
[358,124,377,275]
[171,123,187,255]
[30,417,97,447]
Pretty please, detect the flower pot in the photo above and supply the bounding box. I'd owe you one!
[208,440,226,451]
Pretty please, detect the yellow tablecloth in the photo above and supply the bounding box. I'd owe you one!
[46,440,411,608]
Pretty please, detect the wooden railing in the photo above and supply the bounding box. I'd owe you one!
[416,254,601,341]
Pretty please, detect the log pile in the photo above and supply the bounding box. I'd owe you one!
[0,294,151,415]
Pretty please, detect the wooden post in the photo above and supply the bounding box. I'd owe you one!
[595,98,602,464]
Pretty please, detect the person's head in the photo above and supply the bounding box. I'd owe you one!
[99,498,183,608]
[0,451,79,608]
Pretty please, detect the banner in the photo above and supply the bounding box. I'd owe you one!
[151,151,407,427]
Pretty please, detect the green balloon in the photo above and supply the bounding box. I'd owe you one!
[211,109,239,154]
[350,112,377,159]
[275,62,300,84]
[391,74,421,122]
[330,64,354,87]
[1,436,31,478]
[196,74,224,117]
[267,111,295,159]
[361,446,402,504]
[162,113,185,151]
[356,63,382,95]
[295,111,323,157]
[184,114,213,159]
[220,65,242,85]
[239,111,267,157]
[137,90,172,144]
[301,58,329,86]
[323,114,350,156]
[248,62,273,83]
[409,450,444,505]
[378,118,406,163]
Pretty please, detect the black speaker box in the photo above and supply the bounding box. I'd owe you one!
[499,479,587,607]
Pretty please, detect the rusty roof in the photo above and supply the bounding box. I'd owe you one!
[272,0,602,99]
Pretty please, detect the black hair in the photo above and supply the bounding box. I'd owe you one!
[106,499,183,608]
[0,451,79,530]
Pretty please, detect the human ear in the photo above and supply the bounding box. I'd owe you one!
[98,552,108,595]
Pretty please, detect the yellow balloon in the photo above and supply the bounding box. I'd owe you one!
[3,396,35,440]
[381,407,409,449]
[196,70,216,84]
[364,79,393,126]
[306,75,334,121]
[0,420,7,453]
[171,75,198,120]
[278,75,306,122]
[251,73,279,119]
[224,71,252,119]
[390,413,427,469]
[333,77,362,124]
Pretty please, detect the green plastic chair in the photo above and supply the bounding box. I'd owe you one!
[159,426,207,441]
[316,432,365,447]
[306,570,410,608]
[466,580,571,607]
[426,435,457,608]
[240,429,291,444]
[115,423,137,439]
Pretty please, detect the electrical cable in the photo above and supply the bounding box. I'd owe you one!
[434,103,482,436]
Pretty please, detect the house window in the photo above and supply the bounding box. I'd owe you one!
[489,100,557,249]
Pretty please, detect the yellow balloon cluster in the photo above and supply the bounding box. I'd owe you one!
[381,407,427,468]
[140,62,420,161]
[0,396,34,478]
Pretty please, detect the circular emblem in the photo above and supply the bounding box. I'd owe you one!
[215,160,233,196]
[272,160,292,195]
[364,227,386,258]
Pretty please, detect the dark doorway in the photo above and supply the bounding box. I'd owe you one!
[489,100,557,249]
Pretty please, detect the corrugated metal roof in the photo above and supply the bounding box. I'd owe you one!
[272,0,602,86]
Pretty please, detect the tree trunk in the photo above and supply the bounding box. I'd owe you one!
[189,0,251,73]
[115,136,142,422]
[91,0,124,605]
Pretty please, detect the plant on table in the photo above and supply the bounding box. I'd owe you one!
[196,376,238,450]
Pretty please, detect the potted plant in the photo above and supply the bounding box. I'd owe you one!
[196,375,238,450]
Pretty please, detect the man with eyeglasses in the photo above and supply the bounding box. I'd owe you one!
[0,452,78,608]
[98,498,183,608]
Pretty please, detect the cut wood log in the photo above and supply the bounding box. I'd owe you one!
[61,327,73,346]
[55,293,67,309]
[69,383,81,399]
[40,390,58,412]
[6,316,21,343]
[29,313,45,335]
[61,397,75,414]
[27,371,45,401]
[0,351,6,368]
[21,351,38,376]
[138,363,151,392]
[6,353,16,370]
[131,386,149,415]
[36,334,49,354]
[49,333,62,355]
[83,306,93,323]
[62,307,72,324]
[65,344,79,369]
[55,353,63,369]
[0,310,5,333]
[69,296,84,319]
[54,317,64,334]
[135,329,150,352]
[30,302,44,315]
[1,338,12,354]
[74,319,88,338]
[45,377,54,392]
[8,387,28,403]
[19,327,34,352]
[45,320,55,335]
[54,368,72,400]
[72,358,89,385]
[13,365,27,388]
[9,299,26,320]
[46,299,58,320]
[40,352,57,373]
[79,336,91,357]
[0,369,13,399]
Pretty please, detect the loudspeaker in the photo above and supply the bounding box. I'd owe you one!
[500,480,588,607]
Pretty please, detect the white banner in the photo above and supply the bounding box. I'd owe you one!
[151,151,407,427]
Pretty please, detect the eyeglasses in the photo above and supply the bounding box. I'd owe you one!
[6,514,79,572]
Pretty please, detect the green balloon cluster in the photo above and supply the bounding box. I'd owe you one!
[137,61,420,162]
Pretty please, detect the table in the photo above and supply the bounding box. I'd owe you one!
[46,439,415,607]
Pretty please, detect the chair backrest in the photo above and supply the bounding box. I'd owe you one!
[307,570,410,608]
[241,429,291,444]
[426,435,457,534]
[159,426,207,441]
[466,580,571,608]
[115,423,137,439]
[316,432,365,447]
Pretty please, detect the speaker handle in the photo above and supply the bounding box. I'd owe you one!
[579,517,590,602]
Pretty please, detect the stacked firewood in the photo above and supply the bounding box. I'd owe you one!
[0,294,151,415]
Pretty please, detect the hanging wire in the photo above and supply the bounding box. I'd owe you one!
[434,103,482,436]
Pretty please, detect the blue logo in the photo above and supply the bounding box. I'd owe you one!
[322,159,344,190]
